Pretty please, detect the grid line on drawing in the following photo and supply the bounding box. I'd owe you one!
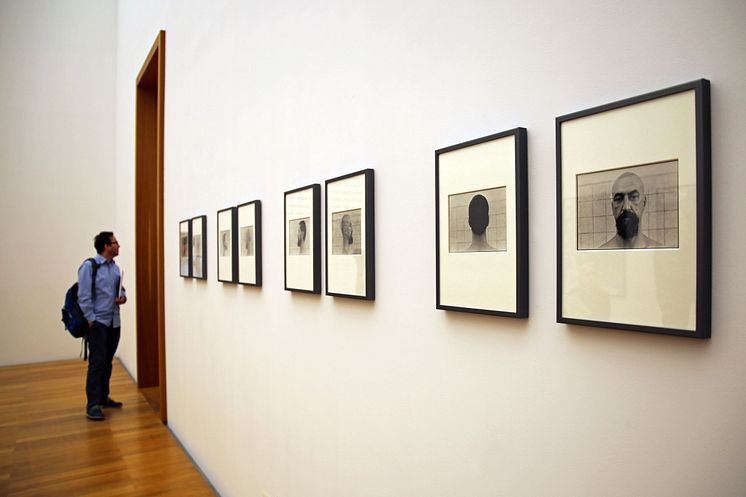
[331,209,362,255]
[448,187,507,253]
[576,161,679,250]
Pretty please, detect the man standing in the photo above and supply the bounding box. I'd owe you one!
[78,231,127,420]
[600,172,662,249]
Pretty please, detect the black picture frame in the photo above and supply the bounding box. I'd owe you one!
[179,219,192,278]
[284,184,321,293]
[217,206,238,283]
[435,127,528,317]
[237,200,262,286]
[556,79,711,338]
[325,169,375,300]
[191,215,207,280]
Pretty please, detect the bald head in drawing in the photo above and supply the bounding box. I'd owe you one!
[467,194,494,251]
[600,172,661,249]
[340,214,353,254]
[296,220,308,254]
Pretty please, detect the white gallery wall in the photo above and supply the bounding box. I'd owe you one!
[112,1,746,496]
[0,0,117,365]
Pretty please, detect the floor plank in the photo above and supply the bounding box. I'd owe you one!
[0,359,217,497]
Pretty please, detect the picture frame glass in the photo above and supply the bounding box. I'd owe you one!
[238,202,257,284]
[438,135,518,313]
[286,188,315,291]
[217,209,234,282]
[560,88,699,332]
[327,173,367,297]
[179,220,190,277]
[192,217,204,278]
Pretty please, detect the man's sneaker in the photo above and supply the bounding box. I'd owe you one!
[86,405,105,421]
[103,398,123,409]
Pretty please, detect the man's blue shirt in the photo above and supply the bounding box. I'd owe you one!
[77,254,125,327]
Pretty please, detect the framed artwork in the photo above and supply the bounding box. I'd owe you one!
[237,200,262,286]
[435,128,528,317]
[217,207,238,283]
[557,79,711,338]
[191,215,207,279]
[285,184,321,293]
[325,169,374,299]
[179,219,191,278]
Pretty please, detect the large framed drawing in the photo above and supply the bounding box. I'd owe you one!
[191,215,207,279]
[285,184,321,293]
[436,128,528,317]
[217,207,238,283]
[237,200,262,286]
[557,79,711,338]
[325,169,374,299]
[179,219,191,278]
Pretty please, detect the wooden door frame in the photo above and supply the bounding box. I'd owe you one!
[135,30,167,424]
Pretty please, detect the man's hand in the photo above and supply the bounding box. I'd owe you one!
[116,296,127,305]
[88,321,94,328]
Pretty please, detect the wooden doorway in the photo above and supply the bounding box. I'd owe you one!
[135,30,167,424]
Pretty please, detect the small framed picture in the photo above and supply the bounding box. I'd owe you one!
[191,215,207,279]
[179,219,192,278]
[557,79,711,338]
[325,169,374,299]
[436,128,528,317]
[217,207,237,283]
[285,184,321,293]
[237,200,262,286]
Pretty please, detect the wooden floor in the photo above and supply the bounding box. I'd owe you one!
[0,359,217,496]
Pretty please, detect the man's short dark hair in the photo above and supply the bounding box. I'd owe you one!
[94,231,114,254]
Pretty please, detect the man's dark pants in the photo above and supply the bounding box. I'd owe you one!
[86,322,121,410]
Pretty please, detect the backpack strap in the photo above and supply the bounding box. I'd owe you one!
[86,257,100,300]
[81,258,100,362]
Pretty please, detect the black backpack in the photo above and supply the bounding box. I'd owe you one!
[61,258,100,346]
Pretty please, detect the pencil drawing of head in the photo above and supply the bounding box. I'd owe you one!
[340,214,353,253]
[467,194,494,251]
[600,171,661,249]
